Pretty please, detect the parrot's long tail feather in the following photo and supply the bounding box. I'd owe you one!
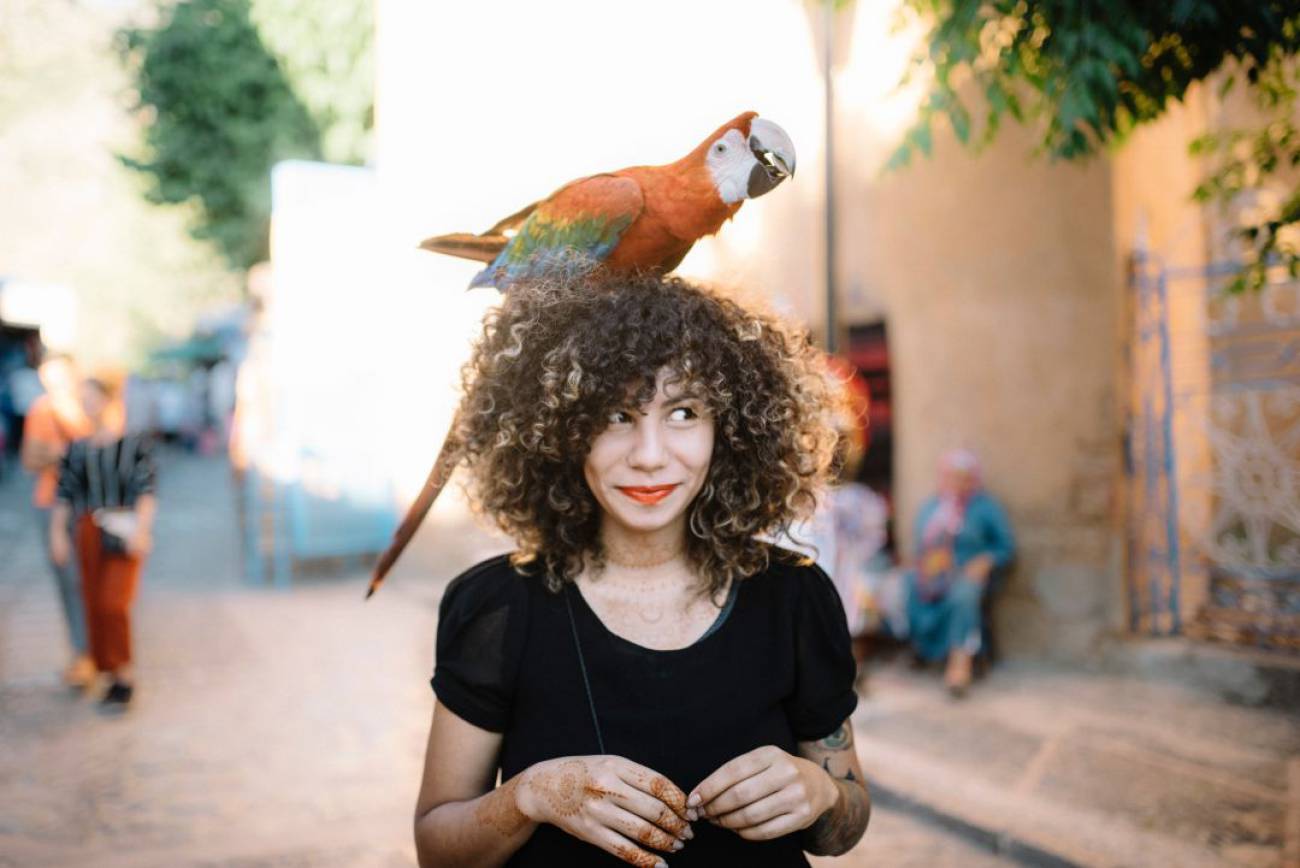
[418,232,507,263]
[483,201,538,236]
[365,422,464,599]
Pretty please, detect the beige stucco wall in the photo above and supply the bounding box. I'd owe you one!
[836,118,1127,659]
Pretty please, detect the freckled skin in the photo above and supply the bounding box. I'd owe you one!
[581,582,726,650]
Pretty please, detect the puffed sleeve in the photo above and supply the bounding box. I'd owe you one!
[431,557,531,733]
[784,562,859,741]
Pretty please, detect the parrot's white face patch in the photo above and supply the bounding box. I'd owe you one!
[705,128,758,204]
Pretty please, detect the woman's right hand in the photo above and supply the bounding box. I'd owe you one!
[515,755,693,867]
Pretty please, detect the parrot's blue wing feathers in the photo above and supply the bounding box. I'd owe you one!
[472,174,643,290]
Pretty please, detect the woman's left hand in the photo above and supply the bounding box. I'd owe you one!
[685,746,836,840]
[127,528,153,557]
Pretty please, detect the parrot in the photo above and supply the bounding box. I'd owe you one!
[366,111,796,597]
[419,110,796,290]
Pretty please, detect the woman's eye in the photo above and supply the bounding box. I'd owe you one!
[608,410,632,425]
[668,406,698,422]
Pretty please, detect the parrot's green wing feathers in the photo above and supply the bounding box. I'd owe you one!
[470,174,643,289]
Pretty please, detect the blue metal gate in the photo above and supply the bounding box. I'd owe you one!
[1127,249,1300,652]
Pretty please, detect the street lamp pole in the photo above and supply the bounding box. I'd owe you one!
[823,0,838,354]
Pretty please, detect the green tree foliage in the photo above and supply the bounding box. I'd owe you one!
[118,0,322,271]
[249,0,375,166]
[894,1,1300,292]
[0,0,241,368]
[1190,56,1300,291]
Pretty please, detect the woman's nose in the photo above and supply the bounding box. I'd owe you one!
[627,420,668,470]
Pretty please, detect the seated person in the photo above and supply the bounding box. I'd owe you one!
[905,448,1014,697]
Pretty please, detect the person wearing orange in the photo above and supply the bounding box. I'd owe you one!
[21,355,94,687]
[49,374,157,709]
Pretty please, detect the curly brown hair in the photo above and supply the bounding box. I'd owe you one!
[454,271,838,597]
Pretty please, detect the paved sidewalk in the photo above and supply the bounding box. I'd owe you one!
[853,659,1300,867]
[0,451,1010,867]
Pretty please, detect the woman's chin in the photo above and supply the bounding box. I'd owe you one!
[606,506,683,535]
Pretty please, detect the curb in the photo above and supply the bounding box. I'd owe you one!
[871,781,1083,868]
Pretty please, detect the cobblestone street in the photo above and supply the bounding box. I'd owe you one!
[0,451,1012,867]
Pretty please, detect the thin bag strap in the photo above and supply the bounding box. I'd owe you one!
[563,585,606,755]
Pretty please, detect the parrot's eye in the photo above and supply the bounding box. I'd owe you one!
[713,142,727,154]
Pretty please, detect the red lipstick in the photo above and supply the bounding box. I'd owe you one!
[616,484,680,505]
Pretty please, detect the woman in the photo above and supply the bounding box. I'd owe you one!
[905,449,1015,697]
[414,274,871,866]
[49,375,157,709]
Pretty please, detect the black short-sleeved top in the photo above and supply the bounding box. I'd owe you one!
[431,547,858,867]
[57,434,157,516]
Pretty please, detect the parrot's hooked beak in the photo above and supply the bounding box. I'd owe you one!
[747,117,796,199]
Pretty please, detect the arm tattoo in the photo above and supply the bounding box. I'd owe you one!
[804,774,871,856]
[800,724,871,856]
[819,722,852,750]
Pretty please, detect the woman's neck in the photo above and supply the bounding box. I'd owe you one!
[600,516,687,570]
[87,416,117,445]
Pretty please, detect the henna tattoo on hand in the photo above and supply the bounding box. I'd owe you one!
[518,759,683,867]
[612,843,661,868]
[474,775,530,837]
[527,759,614,818]
[647,772,689,819]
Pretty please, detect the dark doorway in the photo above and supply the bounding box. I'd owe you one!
[845,321,892,501]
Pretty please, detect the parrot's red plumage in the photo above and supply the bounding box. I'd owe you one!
[601,113,754,270]
[367,112,796,597]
